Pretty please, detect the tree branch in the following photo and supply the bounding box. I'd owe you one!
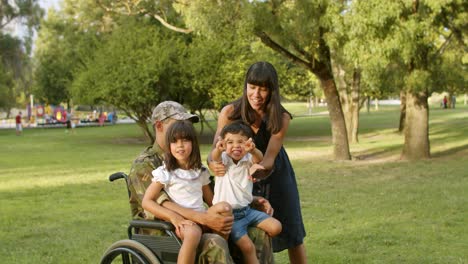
[96,0,192,34]
[151,13,192,34]
[256,31,311,70]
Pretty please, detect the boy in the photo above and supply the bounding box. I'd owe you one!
[211,121,282,264]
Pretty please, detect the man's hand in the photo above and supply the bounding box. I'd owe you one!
[251,196,274,216]
[204,203,234,235]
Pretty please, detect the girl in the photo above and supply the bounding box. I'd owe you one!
[142,120,230,264]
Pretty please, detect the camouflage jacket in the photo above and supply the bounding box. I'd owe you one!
[128,145,164,220]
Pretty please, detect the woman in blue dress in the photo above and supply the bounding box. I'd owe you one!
[209,61,307,263]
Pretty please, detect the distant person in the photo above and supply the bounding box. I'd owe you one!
[211,121,282,263]
[15,112,22,136]
[443,96,448,109]
[65,111,71,132]
[98,112,106,126]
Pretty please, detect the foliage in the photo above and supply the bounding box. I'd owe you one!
[0,58,15,111]
[0,0,42,113]
[71,16,188,142]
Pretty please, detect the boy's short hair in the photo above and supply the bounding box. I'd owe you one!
[220,120,253,139]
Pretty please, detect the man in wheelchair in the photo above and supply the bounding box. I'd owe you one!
[127,101,274,263]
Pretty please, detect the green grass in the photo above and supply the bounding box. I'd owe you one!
[0,104,467,263]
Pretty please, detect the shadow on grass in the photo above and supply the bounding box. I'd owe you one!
[431,143,468,158]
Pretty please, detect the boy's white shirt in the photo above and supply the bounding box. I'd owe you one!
[152,165,211,212]
[212,152,253,209]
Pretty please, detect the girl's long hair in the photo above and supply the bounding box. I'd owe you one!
[164,120,202,171]
[229,61,291,134]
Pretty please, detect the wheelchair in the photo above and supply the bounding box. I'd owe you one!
[100,172,181,264]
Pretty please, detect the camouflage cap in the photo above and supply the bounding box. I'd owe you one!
[151,101,199,123]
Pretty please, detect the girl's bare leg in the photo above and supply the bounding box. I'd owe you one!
[177,223,202,264]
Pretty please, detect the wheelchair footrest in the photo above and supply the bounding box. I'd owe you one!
[133,234,180,264]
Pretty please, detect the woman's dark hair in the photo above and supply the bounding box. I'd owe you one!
[220,120,253,139]
[164,120,202,171]
[229,61,291,134]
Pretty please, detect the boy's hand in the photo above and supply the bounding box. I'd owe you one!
[215,136,226,151]
[245,137,256,153]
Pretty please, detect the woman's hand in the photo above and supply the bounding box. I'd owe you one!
[251,196,274,216]
[248,163,264,182]
[208,160,226,176]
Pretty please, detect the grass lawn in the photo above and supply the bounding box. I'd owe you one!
[0,103,467,263]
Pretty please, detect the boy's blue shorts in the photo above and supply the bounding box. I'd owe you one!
[230,206,270,242]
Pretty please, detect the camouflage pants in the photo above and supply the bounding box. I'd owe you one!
[197,227,273,264]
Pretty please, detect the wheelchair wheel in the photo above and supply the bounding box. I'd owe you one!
[100,239,162,264]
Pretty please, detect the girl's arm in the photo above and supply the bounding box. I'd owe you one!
[142,181,185,228]
[259,113,290,171]
[163,201,233,236]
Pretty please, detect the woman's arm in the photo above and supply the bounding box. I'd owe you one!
[202,184,214,207]
[259,113,290,171]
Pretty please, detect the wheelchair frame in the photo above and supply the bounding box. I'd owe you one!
[100,172,182,264]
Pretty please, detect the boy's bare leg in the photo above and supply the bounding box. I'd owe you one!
[236,235,259,264]
[255,217,282,237]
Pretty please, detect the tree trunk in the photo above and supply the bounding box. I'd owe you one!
[349,68,360,143]
[398,90,406,133]
[401,89,430,160]
[256,31,350,160]
[334,64,353,144]
[316,68,351,160]
[136,119,154,145]
[366,96,370,113]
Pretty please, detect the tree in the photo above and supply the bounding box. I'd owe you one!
[72,17,188,143]
[354,0,467,159]
[177,0,351,160]
[0,0,42,114]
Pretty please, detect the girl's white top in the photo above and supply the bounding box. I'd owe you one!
[152,164,211,212]
[212,152,253,209]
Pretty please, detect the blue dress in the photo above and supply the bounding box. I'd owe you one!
[252,120,306,252]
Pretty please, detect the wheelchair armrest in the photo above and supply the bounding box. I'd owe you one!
[129,219,175,231]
